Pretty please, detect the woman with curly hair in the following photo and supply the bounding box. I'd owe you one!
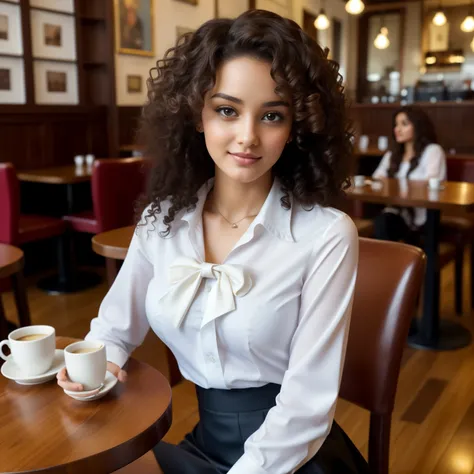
[58,9,370,474]
[373,106,446,244]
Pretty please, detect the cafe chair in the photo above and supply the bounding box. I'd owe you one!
[63,158,148,282]
[0,244,31,340]
[0,162,67,299]
[440,156,474,313]
[340,238,426,474]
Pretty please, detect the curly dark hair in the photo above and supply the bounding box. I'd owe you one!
[138,9,353,234]
[387,106,438,178]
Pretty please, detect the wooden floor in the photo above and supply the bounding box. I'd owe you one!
[2,257,474,474]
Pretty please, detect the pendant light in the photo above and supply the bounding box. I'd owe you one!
[432,4,447,26]
[374,26,390,49]
[314,0,330,30]
[461,0,474,33]
[345,0,365,15]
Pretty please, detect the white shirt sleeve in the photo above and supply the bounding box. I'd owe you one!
[85,227,153,368]
[423,144,447,180]
[372,151,392,179]
[228,215,359,474]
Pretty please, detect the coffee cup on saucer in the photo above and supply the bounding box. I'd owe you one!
[64,341,107,391]
[0,325,56,376]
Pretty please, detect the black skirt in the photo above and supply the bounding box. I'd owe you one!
[153,383,372,473]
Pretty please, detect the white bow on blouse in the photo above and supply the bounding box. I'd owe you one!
[158,256,253,328]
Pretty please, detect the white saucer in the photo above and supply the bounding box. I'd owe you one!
[63,371,118,402]
[1,349,65,385]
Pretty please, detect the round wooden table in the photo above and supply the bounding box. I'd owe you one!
[0,337,172,474]
[92,225,135,261]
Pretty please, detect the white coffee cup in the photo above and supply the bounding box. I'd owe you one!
[378,136,388,151]
[64,341,107,391]
[353,175,366,187]
[359,135,369,152]
[85,154,95,166]
[428,178,441,190]
[0,325,55,376]
[74,155,84,167]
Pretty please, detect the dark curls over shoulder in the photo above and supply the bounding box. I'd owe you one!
[138,9,353,235]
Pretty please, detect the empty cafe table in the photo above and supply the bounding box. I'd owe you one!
[17,165,100,294]
[347,178,474,350]
[0,336,172,474]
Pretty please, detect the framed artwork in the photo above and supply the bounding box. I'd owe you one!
[115,0,155,57]
[174,0,198,5]
[0,3,23,55]
[30,10,76,60]
[0,68,10,90]
[34,60,78,104]
[127,74,142,93]
[30,0,74,13]
[0,57,25,104]
[46,70,67,92]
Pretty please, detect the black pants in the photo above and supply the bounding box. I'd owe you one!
[374,211,422,247]
[153,383,372,473]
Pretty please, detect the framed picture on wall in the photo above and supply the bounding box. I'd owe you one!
[127,74,142,93]
[0,2,23,55]
[46,70,67,92]
[0,57,25,104]
[30,10,76,60]
[34,60,78,104]
[115,0,155,57]
[174,0,198,5]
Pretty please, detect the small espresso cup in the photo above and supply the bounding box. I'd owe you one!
[353,175,366,187]
[378,136,388,151]
[428,177,441,190]
[64,341,107,391]
[359,135,369,152]
[0,325,55,376]
[85,154,95,167]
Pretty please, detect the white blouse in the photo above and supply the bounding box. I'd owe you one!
[85,178,359,474]
[372,143,447,227]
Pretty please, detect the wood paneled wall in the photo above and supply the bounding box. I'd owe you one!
[118,106,142,148]
[350,102,474,154]
[0,105,108,170]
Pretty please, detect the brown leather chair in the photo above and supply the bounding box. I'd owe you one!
[340,238,426,474]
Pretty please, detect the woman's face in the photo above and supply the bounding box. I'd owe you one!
[393,112,415,144]
[201,56,293,185]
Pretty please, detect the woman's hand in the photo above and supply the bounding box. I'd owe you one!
[57,361,127,394]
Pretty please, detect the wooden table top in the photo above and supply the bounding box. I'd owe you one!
[92,225,135,260]
[17,165,93,184]
[0,244,24,279]
[0,337,172,474]
[347,178,474,212]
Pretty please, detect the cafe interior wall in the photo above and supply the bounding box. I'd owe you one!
[115,0,248,106]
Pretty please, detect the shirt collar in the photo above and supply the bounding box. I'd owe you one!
[179,177,294,242]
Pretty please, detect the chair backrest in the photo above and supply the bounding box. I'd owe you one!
[340,238,426,415]
[91,158,149,233]
[0,162,20,245]
[447,157,474,183]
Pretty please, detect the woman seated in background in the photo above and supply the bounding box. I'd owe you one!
[372,105,446,245]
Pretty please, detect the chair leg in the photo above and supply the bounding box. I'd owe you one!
[369,413,391,474]
[106,258,121,288]
[10,270,31,327]
[0,295,9,340]
[455,246,464,316]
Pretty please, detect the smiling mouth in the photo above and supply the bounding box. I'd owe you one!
[228,152,262,166]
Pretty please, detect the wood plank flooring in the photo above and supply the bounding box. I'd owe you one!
[2,256,474,473]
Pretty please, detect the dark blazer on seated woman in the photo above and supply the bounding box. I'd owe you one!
[372,106,446,244]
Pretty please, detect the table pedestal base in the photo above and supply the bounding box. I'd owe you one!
[37,270,101,295]
[408,319,472,351]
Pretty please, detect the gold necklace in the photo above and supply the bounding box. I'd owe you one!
[214,207,258,228]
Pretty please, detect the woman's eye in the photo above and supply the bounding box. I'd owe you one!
[263,112,282,122]
[217,107,236,117]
